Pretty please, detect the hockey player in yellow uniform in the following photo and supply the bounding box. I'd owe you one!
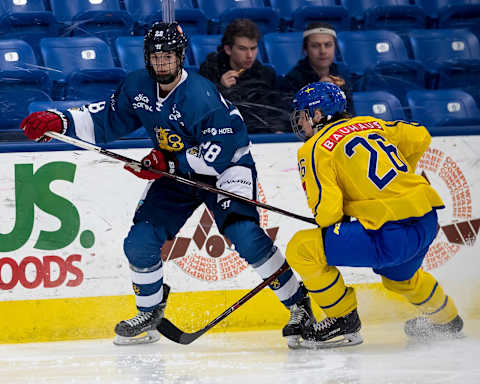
[286,82,463,349]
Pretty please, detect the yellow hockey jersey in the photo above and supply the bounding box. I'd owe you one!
[297,116,444,230]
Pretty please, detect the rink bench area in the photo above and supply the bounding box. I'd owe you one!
[1,128,480,343]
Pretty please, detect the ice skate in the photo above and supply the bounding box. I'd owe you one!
[282,295,316,349]
[300,308,363,349]
[404,314,464,341]
[113,284,170,346]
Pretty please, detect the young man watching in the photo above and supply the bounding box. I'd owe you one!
[200,19,289,133]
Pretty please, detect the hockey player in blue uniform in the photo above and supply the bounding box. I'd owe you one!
[20,22,314,346]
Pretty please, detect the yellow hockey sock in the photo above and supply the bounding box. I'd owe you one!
[382,269,458,324]
[286,228,357,318]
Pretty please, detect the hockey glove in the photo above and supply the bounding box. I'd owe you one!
[124,149,176,180]
[20,110,68,142]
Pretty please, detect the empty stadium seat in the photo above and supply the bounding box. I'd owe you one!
[408,29,480,65]
[0,87,51,137]
[407,89,480,128]
[269,0,349,31]
[0,39,50,92]
[0,40,52,134]
[0,0,57,63]
[196,0,280,34]
[262,32,303,76]
[341,0,426,31]
[124,0,207,36]
[189,34,222,68]
[419,0,480,31]
[49,0,133,49]
[115,36,144,72]
[0,38,39,71]
[40,37,126,100]
[407,29,480,102]
[353,91,407,121]
[337,30,426,104]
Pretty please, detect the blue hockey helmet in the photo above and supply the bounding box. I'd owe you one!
[290,82,347,140]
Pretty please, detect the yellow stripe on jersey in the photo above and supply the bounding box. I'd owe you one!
[297,116,444,229]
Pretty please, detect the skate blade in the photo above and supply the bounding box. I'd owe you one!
[286,335,302,349]
[113,329,161,346]
[406,330,466,345]
[300,332,363,350]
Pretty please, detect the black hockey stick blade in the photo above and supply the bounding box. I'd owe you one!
[158,263,289,345]
[158,318,209,345]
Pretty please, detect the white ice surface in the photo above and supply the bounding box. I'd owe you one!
[1,320,479,384]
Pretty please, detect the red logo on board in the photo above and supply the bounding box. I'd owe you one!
[418,148,479,270]
[160,183,278,281]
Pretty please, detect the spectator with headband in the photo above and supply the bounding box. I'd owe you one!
[281,22,354,114]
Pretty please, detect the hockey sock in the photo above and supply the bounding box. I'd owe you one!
[129,260,165,312]
[382,269,458,324]
[286,227,357,318]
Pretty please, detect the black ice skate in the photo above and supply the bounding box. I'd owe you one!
[404,314,464,341]
[113,284,170,346]
[282,295,316,349]
[300,308,363,349]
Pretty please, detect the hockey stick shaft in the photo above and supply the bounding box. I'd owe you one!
[158,263,290,344]
[45,131,316,225]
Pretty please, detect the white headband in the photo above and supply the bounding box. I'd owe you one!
[303,28,337,39]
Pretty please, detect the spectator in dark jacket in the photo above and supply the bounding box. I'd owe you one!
[281,22,354,114]
[200,19,291,133]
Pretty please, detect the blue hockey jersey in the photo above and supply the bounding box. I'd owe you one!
[63,69,254,177]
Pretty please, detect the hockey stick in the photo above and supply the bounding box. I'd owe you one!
[45,131,316,225]
[158,262,289,344]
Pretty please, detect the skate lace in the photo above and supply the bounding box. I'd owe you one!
[313,317,337,331]
[287,304,306,325]
[124,311,153,327]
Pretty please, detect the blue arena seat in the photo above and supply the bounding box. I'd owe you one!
[407,89,480,128]
[0,0,57,63]
[196,0,280,34]
[115,36,144,72]
[269,0,349,31]
[189,34,222,68]
[341,0,426,31]
[407,29,480,100]
[40,37,126,100]
[124,0,207,36]
[337,30,426,104]
[353,91,407,121]
[0,87,51,137]
[0,39,50,93]
[408,29,480,65]
[0,39,52,132]
[0,38,40,71]
[262,32,303,76]
[419,0,480,31]
[49,0,133,49]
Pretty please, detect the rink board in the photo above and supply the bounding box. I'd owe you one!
[1,137,479,343]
